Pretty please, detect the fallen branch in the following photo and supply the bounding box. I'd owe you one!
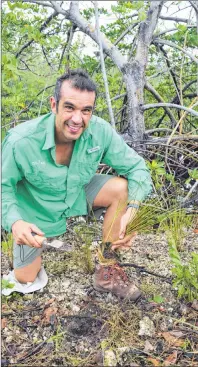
[119,263,172,283]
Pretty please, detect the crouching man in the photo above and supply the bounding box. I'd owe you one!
[2,69,152,300]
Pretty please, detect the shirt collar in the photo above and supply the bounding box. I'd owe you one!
[42,113,56,150]
[81,116,94,140]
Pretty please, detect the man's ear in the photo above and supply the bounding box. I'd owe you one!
[50,96,57,114]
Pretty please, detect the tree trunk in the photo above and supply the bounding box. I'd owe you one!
[122,61,145,146]
[121,1,163,146]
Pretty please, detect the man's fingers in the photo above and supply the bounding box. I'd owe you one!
[111,232,137,251]
[112,235,131,246]
[111,243,131,251]
[30,224,44,236]
[24,233,42,248]
[119,221,127,239]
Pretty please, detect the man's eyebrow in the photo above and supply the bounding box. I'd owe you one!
[63,101,93,110]
[63,101,75,107]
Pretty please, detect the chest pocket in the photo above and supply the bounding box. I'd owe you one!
[24,170,66,193]
[77,161,100,185]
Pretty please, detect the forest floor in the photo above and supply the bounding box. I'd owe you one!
[1,218,198,367]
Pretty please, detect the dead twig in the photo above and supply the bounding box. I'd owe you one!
[119,262,172,283]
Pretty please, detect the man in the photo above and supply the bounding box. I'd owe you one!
[2,69,152,300]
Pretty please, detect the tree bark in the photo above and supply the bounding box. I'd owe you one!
[121,1,163,145]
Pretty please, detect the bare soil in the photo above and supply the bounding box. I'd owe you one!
[1,220,198,367]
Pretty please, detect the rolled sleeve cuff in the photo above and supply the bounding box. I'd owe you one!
[3,214,23,233]
[128,180,153,202]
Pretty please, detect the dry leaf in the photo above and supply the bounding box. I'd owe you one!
[144,340,154,353]
[45,298,56,306]
[147,357,160,366]
[169,330,184,338]
[1,318,7,329]
[162,331,185,347]
[42,306,58,325]
[163,350,177,366]
[194,228,198,234]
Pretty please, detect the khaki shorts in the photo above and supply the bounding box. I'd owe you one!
[13,174,114,269]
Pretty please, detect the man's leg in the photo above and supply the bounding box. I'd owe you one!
[13,242,43,283]
[85,175,141,300]
[92,176,128,243]
[14,256,42,283]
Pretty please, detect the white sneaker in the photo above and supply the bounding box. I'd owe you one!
[2,266,48,296]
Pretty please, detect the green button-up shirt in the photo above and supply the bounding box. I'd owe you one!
[2,113,152,237]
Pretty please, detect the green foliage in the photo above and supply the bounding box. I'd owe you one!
[186,169,198,184]
[2,234,13,265]
[73,223,97,274]
[2,279,15,290]
[147,160,166,175]
[163,209,193,251]
[164,209,198,301]
[149,294,165,304]
[169,239,198,301]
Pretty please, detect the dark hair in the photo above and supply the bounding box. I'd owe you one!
[54,69,97,108]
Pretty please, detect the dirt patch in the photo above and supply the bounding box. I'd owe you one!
[1,222,198,366]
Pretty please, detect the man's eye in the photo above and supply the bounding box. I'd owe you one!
[83,109,91,114]
[65,106,73,110]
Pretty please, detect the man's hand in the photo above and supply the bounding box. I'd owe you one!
[111,207,137,251]
[12,220,45,248]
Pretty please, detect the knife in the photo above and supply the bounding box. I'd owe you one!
[32,232,64,249]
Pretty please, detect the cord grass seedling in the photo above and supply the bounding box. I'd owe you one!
[168,234,198,301]
[159,208,194,251]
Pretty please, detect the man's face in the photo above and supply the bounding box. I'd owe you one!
[50,81,96,144]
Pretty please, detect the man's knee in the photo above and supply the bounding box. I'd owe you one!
[14,256,42,283]
[111,177,128,200]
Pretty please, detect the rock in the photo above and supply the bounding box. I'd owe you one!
[62,279,71,288]
[116,347,130,364]
[71,304,80,313]
[104,349,117,366]
[144,340,154,352]
[138,316,155,337]
[179,303,189,315]
[192,299,198,311]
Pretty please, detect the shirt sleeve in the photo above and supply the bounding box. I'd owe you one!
[2,137,24,232]
[101,125,152,202]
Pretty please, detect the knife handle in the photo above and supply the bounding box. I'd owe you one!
[31,232,47,246]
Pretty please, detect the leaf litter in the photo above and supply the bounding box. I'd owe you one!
[1,222,198,367]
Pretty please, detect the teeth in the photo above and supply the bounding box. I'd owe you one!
[68,125,81,132]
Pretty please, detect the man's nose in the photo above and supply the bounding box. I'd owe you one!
[71,110,83,124]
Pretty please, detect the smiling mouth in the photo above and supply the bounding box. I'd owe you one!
[65,122,83,133]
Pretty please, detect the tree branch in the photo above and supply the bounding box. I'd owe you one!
[22,0,53,8]
[153,25,196,38]
[58,24,77,70]
[135,1,164,65]
[189,1,198,14]
[56,0,127,71]
[145,81,177,125]
[159,15,194,23]
[42,45,52,67]
[114,22,139,46]
[94,1,115,128]
[6,85,55,120]
[145,128,178,135]
[15,10,58,58]
[153,38,198,64]
[143,102,198,117]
